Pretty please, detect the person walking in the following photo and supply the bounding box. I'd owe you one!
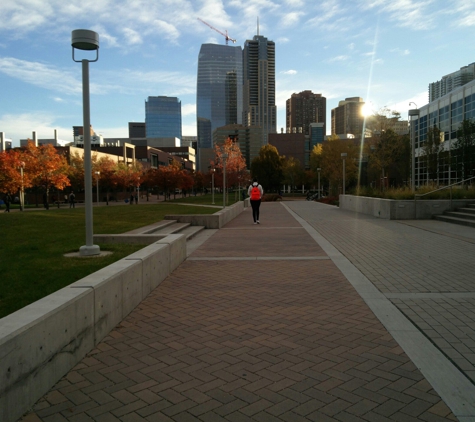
[69,191,75,208]
[3,193,11,212]
[247,178,264,224]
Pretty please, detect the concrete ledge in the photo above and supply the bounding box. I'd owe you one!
[0,287,94,422]
[0,232,187,422]
[339,195,475,219]
[93,233,168,244]
[166,200,245,229]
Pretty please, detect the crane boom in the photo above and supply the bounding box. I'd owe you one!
[197,18,236,45]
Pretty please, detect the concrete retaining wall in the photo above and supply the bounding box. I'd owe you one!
[165,200,246,229]
[339,195,474,219]
[0,235,185,422]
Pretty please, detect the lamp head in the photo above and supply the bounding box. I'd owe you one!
[71,30,99,62]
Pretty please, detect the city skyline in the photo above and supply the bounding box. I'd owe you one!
[0,0,474,147]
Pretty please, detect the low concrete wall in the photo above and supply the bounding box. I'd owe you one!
[0,234,185,422]
[339,195,474,219]
[166,200,246,229]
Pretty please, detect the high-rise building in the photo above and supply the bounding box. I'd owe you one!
[243,34,276,145]
[331,97,365,137]
[429,63,475,102]
[145,96,182,140]
[286,91,326,135]
[196,44,243,152]
[128,122,146,138]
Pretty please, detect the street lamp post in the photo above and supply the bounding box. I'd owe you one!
[317,168,321,199]
[20,161,25,211]
[95,171,100,204]
[409,103,419,192]
[211,168,215,204]
[341,153,347,195]
[222,153,228,208]
[72,29,100,256]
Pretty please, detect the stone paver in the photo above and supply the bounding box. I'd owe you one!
[286,201,475,391]
[20,202,465,421]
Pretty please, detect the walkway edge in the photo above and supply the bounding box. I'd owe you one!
[283,203,475,420]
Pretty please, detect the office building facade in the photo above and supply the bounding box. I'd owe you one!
[243,34,276,145]
[331,97,365,137]
[286,91,326,136]
[196,44,243,153]
[145,96,182,140]
[429,62,475,102]
[412,78,475,186]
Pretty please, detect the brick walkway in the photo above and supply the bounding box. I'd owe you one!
[21,202,464,421]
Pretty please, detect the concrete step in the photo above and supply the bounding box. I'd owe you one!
[178,225,206,240]
[433,214,475,228]
[149,222,191,235]
[126,220,177,234]
[446,211,475,221]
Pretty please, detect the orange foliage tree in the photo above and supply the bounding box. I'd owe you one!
[0,149,33,195]
[23,141,70,198]
[212,137,247,190]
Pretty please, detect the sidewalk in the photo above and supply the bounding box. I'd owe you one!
[21,202,475,421]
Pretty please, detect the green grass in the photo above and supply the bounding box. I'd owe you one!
[0,203,216,318]
[169,192,242,205]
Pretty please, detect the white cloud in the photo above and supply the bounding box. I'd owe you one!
[182,104,196,116]
[281,69,297,75]
[123,28,143,46]
[326,55,349,63]
[390,47,410,55]
[281,11,305,27]
[387,91,429,119]
[182,122,197,137]
[0,57,81,95]
[277,37,290,43]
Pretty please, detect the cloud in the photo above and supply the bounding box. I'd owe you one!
[326,55,349,63]
[281,70,297,75]
[280,11,305,27]
[0,112,71,145]
[0,57,81,95]
[277,37,290,43]
[123,28,143,45]
[390,47,410,55]
[182,104,196,116]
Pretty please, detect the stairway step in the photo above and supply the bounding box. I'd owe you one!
[126,220,176,234]
[434,215,475,228]
[149,222,191,235]
[179,226,206,240]
[445,211,475,221]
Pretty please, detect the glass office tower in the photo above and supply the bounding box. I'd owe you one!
[196,44,243,150]
[145,96,182,140]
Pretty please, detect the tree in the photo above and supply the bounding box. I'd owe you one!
[250,144,284,192]
[421,126,444,185]
[23,141,70,198]
[212,137,247,191]
[318,136,358,196]
[0,149,33,195]
[453,119,475,184]
[282,156,305,190]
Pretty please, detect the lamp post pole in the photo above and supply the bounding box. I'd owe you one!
[222,153,228,208]
[317,167,321,199]
[211,168,215,204]
[95,171,100,205]
[72,29,100,256]
[341,153,347,195]
[20,161,25,211]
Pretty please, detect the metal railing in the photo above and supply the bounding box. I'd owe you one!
[414,175,475,218]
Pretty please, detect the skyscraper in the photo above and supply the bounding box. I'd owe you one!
[286,91,326,136]
[243,34,276,145]
[331,97,365,137]
[429,62,475,102]
[145,96,182,140]
[196,44,243,151]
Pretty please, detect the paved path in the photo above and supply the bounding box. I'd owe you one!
[21,202,475,421]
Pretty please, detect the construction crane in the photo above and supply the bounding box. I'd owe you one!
[198,18,236,45]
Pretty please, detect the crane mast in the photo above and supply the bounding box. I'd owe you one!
[197,18,236,45]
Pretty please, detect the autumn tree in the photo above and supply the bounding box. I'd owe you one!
[23,141,70,199]
[282,156,305,190]
[0,149,33,196]
[250,144,284,192]
[212,137,247,191]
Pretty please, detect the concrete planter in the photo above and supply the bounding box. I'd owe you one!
[339,194,475,220]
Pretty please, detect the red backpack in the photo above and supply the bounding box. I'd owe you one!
[250,186,261,200]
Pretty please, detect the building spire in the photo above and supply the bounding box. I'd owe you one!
[257,16,259,36]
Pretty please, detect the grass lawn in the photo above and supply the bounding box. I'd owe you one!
[0,203,216,318]
[168,192,243,206]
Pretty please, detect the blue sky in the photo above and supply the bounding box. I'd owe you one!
[1,0,474,147]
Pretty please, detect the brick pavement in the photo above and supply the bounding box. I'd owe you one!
[21,202,458,421]
[286,201,475,390]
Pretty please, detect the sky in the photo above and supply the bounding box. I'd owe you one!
[1,0,474,147]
